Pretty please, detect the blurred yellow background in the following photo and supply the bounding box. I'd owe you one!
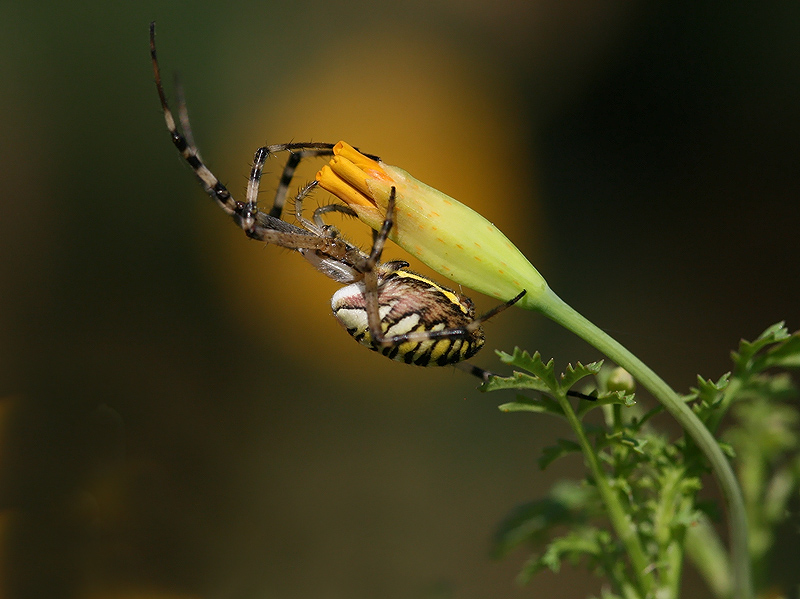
[1,1,798,597]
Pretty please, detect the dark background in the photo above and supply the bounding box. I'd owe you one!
[1,1,798,597]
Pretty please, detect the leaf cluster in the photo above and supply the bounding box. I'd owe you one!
[483,324,800,598]
[685,323,800,595]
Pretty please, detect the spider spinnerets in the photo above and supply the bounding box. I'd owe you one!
[149,22,524,379]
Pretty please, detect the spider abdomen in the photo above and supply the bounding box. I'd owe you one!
[331,271,485,367]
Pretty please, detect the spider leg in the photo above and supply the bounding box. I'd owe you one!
[365,187,395,268]
[568,390,598,401]
[312,204,358,229]
[465,290,527,332]
[286,181,367,280]
[268,143,381,219]
[374,327,472,346]
[151,24,380,239]
[292,180,325,234]
[361,188,399,348]
[242,142,369,251]
[244,146,271,219]
[247,142,368,223]
[246,144,336,219]
[151,23,235,216]
[150,24,350,255]
[242,142,340,232]
[295,203,360,243]
[253,142,380,220]
[173,75,199,160]
[291,181,367,268]
[271,152,302,218]
[269,148,335,219]
[455,362,497,382]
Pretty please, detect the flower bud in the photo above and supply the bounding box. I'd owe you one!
[607,367,636,394]
[316,142,547,309]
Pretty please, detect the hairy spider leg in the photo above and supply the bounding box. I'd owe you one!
[247,144,339,220]
[249,141,378,221]
[270,149,335,219]
[311,204,360,229]
[149,22,349,256]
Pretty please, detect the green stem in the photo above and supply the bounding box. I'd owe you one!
[612,403,623,435]
[655,468,688,597]
[535,286,752,599]
[685,516,733,598]
[555,392,656,596]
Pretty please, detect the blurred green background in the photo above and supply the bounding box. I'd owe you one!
[1,1,798,598]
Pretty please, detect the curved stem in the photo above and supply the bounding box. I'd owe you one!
[535,286,752,599]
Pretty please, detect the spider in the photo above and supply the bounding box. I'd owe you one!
[149,23,525,380]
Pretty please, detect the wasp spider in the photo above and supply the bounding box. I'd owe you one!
[150,23,525,379]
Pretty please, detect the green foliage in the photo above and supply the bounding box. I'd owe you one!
[484,323,800,599]
[486,350,636,418]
